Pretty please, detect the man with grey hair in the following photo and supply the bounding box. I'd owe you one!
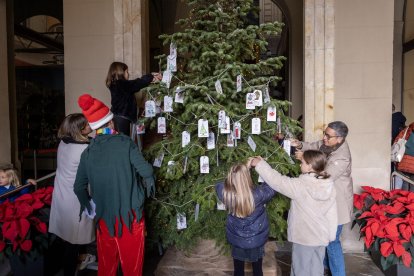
[291,121,352,276]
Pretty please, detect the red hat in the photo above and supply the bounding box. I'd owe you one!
[78,94,114,130]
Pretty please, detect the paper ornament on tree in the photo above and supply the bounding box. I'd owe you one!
[207,132,215,150]
[220,116,231,134]
[175,90,184,104]
[253,89,263,107]
[177,213,187,230]
[218,110,226,128]
[246,93,255,109]
[247,136,256,152]
[145,101,156,117]
[183,156,188,174]
[283,139,291,156]
[161,70,172,88]
[215,80,223,94]
[167,55,177,72]
[170,42,177,57]
[277,117,282,133]
[195,203,200,221]
[236,75,242,92]
[167,160,175,174]
[164,96,173,112]
[263,86,271,103]
[198,119,209,137]
[267,105,277,122]
[200,156,209,174]
[136,121,145,134]
[252,118,261,134]
[233,122,241,139]
[158,117,166,134]
[153,152,164,168]
[217,200,226,210]
[227,133,235,147]
[182,131,190,148]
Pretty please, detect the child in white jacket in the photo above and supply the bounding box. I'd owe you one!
[248,150,337,276]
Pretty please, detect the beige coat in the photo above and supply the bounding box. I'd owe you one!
[255,160,337,246]
[301,140,353,225]
[49,141,95,244]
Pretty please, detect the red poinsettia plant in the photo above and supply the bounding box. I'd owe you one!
[353,186,414,270]
[0,186,53,261]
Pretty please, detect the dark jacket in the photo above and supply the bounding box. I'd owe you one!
[74,134,154,237]
[392,112,406,143]
[216,182,276,249]
[109,74,154,122]
[0,185,30,203]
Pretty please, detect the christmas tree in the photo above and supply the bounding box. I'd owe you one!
[143,0,301,251]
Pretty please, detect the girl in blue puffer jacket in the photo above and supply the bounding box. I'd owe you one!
[216,163,276,276]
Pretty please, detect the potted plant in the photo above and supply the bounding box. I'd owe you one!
[353,186,414,275]
[0,186,53,276]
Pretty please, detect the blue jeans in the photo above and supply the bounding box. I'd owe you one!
[324,225,345,276]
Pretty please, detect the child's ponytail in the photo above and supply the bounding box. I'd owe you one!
[302,150,330,179]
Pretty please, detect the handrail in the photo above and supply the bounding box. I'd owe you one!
[390,170,414,190]
[0,171,56,200]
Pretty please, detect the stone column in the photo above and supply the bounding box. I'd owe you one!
[304,0,334,141]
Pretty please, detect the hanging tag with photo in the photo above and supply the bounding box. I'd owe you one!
[136,120,145,134]
[246,93,255,109]
[218,110,226,128]
[277,117,282,133]
[227,133,235,147]
[263,86,271,103]
[170,42,177,58]
[207,132,216,150]
[161,70,172,88]
[283,139,291,156]
[167,55,177,72]
[253,89,263,107]
[164,96,173,112]
[236,75,242,92]
[200,156,210,174]
[267,105,277,122]
[145,100,156,117]
[247,136,257,152]
[175,91,184,104]
[217,200,226,210]
[233,122,241,139]
[198,119,209,138]
[252,118,261,134]
[195,203,200,221]
[177,213,187,230]
[215,80,223,94]
[220,117,231,134]
[182,131,190,148]
[153,152,164,168]
[157,117,166,134]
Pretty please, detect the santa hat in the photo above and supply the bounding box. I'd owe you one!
[78,94,113,130]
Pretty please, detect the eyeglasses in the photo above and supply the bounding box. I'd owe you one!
[323,131,339,140]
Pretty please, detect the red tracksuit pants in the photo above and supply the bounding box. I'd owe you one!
[96,216,145,276]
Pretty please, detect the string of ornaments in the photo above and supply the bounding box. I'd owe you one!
[144,43,293,230]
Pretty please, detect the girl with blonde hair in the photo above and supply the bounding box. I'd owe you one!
[216,163,276,276]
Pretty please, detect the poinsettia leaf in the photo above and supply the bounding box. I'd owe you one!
[380,241,393,257]
[19,240,32,252]
[35,222,47,234]
[402,252,412,267]
[393,243,406,257]
[18,218,30,239]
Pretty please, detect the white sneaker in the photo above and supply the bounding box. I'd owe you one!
[78,254,96,270]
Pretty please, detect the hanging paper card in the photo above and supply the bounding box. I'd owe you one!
[253,89,263,107]
[267,105,277,122]
[175,91,184,104]
[136,121,145,134]
[263,86,271,103]
[258,175,264,183]
[177,213,187,230]
[158,117,166,134]
[247,136,257,152]
[155,101,162,114]
[145,100,156,117]
[217,200,226,210]
[233,122,241,139]
[227,133,234,147]
[167,55,177,72]
[167,161,175,174]
[200,156,209,174]
[170,42,177,57]
[277,117,282,133]
[182,131,190,148]
[252,118,261,134]
[161,70,172,88]
[198,119,209,138]
[215,80,223,94]
[153,152,164,168]
[207,132,216,150]
[236,75,242,92]
[283,139,291,156]
[246,93,255,109]
[218,110,226,128]
[195,203,200,221]
[220,117,231,134]
[183,156,188,174]
[164,96,173,112]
